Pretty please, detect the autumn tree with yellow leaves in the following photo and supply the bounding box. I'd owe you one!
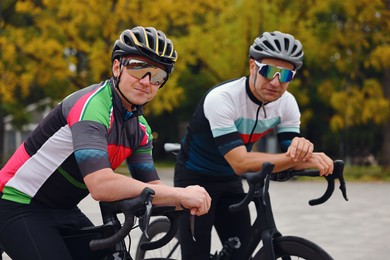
[1,0,390,167]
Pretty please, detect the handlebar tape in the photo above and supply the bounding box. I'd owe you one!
[89,214,134,251]
[309,160,347,205]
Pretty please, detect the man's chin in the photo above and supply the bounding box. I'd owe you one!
[263,93,282,102]
[131,98,152,106]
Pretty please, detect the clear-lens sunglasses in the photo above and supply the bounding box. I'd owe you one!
[121,58,168,86]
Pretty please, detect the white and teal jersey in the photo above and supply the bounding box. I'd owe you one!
[177,76,301,177]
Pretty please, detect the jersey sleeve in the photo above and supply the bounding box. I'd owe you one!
[66,84,114,177]
[126,147,159,183]
[71,121,112,177]
[277,132,301,152]
[204,90,244,155]
[127,116,159,183]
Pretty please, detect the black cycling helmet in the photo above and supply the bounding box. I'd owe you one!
[111,26,178,74]
[249,31,304,70]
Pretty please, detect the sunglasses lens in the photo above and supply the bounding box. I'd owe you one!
[258,63,295,83]
[123,59,168,85]
[259,65,274,79]
[278,70,294,83]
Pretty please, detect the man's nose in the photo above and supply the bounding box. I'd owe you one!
[140,73,151,85]
[269,73,281,86]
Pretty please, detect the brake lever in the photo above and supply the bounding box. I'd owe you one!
[140,199,153,238]
[262,173,271,206]
[190,215,196,241]
[336,166,349,202]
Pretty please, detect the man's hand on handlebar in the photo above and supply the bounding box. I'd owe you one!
[292,152,334,177]
[179,185,211,216]
[285,137,333,176]
[286,137,314,162]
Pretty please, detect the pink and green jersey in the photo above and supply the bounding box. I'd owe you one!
[0,80,158,208]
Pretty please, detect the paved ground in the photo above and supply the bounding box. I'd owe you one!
[3,168,390,259]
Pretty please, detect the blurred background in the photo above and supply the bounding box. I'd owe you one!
[1,0,390,180]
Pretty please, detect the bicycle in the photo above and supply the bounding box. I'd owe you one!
[135,145,348,259]
[58,187,183,260]
[0,145,186,260]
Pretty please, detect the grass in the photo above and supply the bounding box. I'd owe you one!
[343,164,390,182]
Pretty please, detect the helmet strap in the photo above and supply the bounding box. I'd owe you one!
[253,66,258,85]
[113,63,137,110]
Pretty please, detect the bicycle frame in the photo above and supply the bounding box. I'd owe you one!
[221,163,279,259]
[231,178,280,259]
[135,160,347,260]
[225,160,348,259]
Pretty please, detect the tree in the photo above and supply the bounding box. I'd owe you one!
[0,0,186,161]
[1,0,390,166]
[301,0,390,162]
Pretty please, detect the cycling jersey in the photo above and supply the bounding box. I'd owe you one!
[0,79,158,208]
[177,76,301,177]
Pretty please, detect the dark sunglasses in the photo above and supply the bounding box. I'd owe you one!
[121,59,168,86]
[255,61,296,83]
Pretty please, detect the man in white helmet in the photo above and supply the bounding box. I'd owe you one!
[174,31,334,259]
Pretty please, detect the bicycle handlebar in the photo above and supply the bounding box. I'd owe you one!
[139,206,185,251]
[229,160,348,212]
[274,160,348,205]
[229,162,275,212]
[89,187,155,251]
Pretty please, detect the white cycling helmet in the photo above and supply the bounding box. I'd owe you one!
[249,31,304,70]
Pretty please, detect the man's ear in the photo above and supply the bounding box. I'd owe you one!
[112,60,120,78]
[249,59,257,77]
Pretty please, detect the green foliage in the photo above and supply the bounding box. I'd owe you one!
[0,0,189,116]
[1,0,390,164]
[344,164,390,182]
[330,79,390,130]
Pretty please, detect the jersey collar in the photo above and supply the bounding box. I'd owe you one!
[109,79,144,120]
[245,76,264,106]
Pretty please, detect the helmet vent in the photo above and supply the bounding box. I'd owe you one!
[157,38,165,54]
[264,41,274,51]
[274,40,281,51]
[148,37,156,51]
[292,45,298,55]
[284,39,290,52]
[124,35,132,46]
